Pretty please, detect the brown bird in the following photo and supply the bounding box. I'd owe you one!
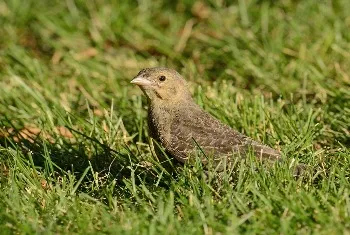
[131,67,281,168]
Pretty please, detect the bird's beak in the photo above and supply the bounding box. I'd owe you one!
[130,76,153,86]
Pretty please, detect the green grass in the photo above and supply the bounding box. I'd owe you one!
[0,0,350,234]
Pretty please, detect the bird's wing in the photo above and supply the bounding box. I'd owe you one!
[168,104,280,163]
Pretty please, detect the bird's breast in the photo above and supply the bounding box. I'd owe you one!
[147,105,174,146]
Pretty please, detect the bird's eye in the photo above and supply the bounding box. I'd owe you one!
[159,75,166,82]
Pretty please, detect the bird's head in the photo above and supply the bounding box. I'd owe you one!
[131,67,192,104]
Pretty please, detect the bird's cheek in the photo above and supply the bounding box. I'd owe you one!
[170,88,177,95]
[150,87,163,99]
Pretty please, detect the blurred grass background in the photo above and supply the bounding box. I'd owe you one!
[0,0,349,234]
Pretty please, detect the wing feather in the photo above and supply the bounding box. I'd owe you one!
[168,104,280,163]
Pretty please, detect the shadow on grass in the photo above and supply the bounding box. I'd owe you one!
[0,122,176,196]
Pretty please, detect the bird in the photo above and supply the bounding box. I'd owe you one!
[131,67,282,169]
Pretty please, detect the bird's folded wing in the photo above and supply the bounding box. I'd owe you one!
[168,106,248,161]
[168,105,280,162]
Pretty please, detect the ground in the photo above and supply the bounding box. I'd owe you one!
[0,0,349,234]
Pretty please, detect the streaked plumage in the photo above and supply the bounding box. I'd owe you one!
[131,67,281,167]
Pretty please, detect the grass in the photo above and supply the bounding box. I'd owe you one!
[0,0,349,234]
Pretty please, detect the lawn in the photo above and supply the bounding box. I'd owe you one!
[0,0,349,234]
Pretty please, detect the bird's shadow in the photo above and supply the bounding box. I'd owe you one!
[0,123,175,196]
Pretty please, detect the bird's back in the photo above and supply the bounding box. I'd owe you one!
[148,101,281,165]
